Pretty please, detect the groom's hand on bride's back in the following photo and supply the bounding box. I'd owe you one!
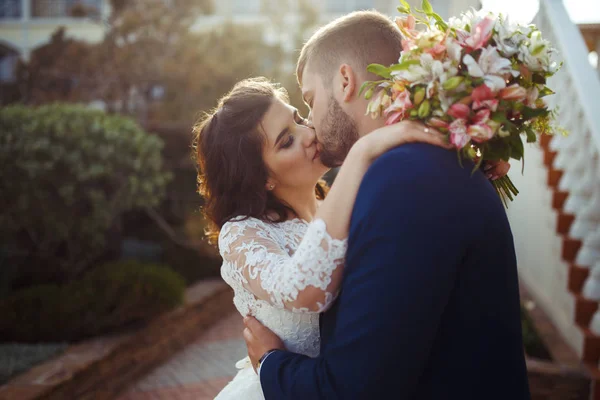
[243,316,284,373]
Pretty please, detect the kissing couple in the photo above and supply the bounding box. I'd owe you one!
[193,9,530,400]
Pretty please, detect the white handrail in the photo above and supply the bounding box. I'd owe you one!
[536,0,600,148]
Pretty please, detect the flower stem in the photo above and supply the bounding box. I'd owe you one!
[492,176,519,208]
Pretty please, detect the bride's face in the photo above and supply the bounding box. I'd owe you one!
[260,97,329,191]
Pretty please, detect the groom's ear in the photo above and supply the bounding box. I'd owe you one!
[338,64,357,103]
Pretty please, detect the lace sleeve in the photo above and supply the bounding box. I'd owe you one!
[218,217,347,313]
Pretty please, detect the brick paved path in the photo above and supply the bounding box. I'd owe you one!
[118,312,245,400]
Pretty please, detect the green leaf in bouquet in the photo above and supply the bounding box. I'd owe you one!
[358,81,373,97]
[421,0,433,14]
[456,148,465,168]
[508,134,524,161]
[471,150,485,176]
[367,64,392,79]
[398,0,411,13]
[491,112,508,123]
[492,113,519,133]
[430,12,449,31]
[532,73,546,84]
[484,139,511,161]
[538,86,555,97]
[390,60,421,71]
[522,106,548,119]
[400,0,411,11]
[525,126,537,143]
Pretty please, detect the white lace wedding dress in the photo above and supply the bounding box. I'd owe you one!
[214,216,347,400]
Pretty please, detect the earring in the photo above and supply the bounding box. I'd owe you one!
[269,184,275,190]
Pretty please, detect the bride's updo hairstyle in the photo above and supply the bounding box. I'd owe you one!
[193,77,327,243]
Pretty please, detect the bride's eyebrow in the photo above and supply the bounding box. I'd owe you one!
[274,108,301,148]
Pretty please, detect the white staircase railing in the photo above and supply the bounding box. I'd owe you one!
[507,0,600,358]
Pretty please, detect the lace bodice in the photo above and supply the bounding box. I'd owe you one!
[219,216,347,357]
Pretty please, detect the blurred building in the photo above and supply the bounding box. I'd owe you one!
[0,0,109,84]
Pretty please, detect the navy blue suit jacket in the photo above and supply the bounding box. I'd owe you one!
[260,143,530,399]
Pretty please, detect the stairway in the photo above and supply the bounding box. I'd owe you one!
[506,0,600,398]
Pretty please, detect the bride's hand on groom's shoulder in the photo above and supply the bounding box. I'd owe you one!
[355,120,453,163]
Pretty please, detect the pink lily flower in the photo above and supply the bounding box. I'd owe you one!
[385,111,404,125]
[472,84,499,111]
[499,84,528,101]
[467,123,495,143]
[386,89,413,113]
[458,16,495,52]
[449,119,471,148]
[428,117,449,129]
[472,109,491,125]
[448,103,471,120]
[395,15,418,38]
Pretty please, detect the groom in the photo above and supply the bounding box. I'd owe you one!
[244,10,530,399]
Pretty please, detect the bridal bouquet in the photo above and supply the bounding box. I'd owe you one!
[361,0,563,205]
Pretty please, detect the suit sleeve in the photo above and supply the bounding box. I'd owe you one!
[260,149,468,399]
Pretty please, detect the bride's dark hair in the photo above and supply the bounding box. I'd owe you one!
[192,77,328,244]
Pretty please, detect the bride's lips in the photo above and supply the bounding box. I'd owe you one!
[312,147,320,162]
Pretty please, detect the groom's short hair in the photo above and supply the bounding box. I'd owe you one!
[296,10,403,86]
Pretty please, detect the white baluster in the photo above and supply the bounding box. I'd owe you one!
[558,152,589,193]
[564,152,598,215]
[570,185,600,239]
[576,228,600,267]
[553,123,584,172]
[583,261,600,301]
[590,306,600,336]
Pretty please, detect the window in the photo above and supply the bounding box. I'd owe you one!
[0,50,19,83]
[32,0,101,18]
[233,0,261,15]
[0,0,21,18]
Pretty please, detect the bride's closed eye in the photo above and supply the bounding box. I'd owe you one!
[280,135,294,149]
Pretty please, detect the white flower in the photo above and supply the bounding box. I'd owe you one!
[394,53,458,100]
[518,30,557,72]
[449,8,491,30]
[493,15,529,57]
[445,37,463,64]
[463,46,514,91]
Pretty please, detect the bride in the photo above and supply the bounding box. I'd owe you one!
[192,77,506,399]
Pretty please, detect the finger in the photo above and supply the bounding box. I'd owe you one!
[243,327,254,344]
[423,130,453,149]
[244,316,267,335]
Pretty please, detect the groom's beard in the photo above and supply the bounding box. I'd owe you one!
[318,96,360,168]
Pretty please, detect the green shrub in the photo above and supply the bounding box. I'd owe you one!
[161,241,221,284]
[521,306,552,360]
[0,104,172,288]
[0,260,185,342]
